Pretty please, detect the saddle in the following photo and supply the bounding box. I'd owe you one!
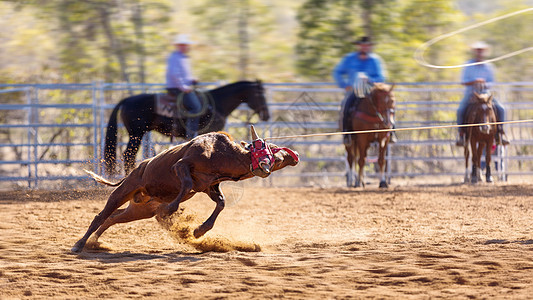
[155,93,180,119]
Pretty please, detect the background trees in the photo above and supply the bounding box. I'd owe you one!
[1,0,532,84]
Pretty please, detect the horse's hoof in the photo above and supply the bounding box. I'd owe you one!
[471,177,478,184]
[379,181,388,188]
[71,242,83,253]
[486,176,494,183]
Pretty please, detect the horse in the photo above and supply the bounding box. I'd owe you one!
[104,80,270,175]
[463,91,497,184]
[345,83,395,188]
[72,126,299,253]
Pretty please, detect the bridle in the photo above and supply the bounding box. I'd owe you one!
[359,87,393,129]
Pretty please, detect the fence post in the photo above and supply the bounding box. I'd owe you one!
[91,81,99,175]
[98,81,106,175]
[27,86,39,188]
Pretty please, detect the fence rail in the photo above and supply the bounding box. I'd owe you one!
[1,82,532,188]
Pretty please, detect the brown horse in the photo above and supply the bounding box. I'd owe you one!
[463,92,497,184]
[345,83,395,188]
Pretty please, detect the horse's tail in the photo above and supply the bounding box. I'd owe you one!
[104,100,123,175]
[84,169,125,187]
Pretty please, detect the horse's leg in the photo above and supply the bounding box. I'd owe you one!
[471,140,480,184]
[193,183,225,238]
[72,182,140,253]
[123,134,144,174]
[476,141,484,183]
[463,134,470,183]
[485,139,493,183]
[90,192,160,244]
[345,139,355,187]
[356,139,368,188]
[378,141,388,188]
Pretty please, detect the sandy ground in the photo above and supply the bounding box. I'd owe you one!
[1,183,532,299]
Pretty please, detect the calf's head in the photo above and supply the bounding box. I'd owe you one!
[246,125,299,178]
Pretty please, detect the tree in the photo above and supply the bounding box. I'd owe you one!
[2,0,171,84]
[295,0,464,82]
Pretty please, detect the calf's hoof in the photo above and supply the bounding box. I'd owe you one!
[193,227,207,239]
[160,203,178,218]
[379,180,388,188]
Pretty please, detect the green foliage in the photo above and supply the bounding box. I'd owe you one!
[295,0,465,82]
[1,0,531,84]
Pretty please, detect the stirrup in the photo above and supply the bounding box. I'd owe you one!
[389,132,397,144]
[496,133,510,146]
[343,134,352,146]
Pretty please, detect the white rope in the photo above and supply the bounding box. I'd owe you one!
[265,119,533,141]
[414,8,533,69]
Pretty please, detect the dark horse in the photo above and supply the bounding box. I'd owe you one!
[345,83,395,188]
[463,91,497,184]
[104,80,270,175]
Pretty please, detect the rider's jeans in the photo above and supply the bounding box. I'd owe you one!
[341,91,362,131]
[183,92,202,138]
[457,93,505,126]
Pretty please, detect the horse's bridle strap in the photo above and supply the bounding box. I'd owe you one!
[355,111,384,124]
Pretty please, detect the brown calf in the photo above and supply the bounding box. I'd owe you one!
[72,126,299,252]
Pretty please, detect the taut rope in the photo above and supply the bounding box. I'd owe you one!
[265,119,533,141]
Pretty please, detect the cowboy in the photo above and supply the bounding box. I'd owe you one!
[333,36,394,145]
[456,41,509,146]
[166,34,202,139]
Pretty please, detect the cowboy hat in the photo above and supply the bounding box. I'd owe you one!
[470,41,490,49]
[173,34,195,45]
[352,36,374,45]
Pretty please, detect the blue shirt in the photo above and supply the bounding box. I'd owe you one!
[332,52,386,89]
[461,59,495,97]
[166,51,194,91]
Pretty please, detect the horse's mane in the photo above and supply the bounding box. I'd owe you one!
[470,92,492,104]
[373,82,391,91]
[211,80,259,94]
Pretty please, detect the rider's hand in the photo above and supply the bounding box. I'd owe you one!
[191,79,199,86]
[475,78,486,83]
[345,86,353,92]
[183,88,193,93]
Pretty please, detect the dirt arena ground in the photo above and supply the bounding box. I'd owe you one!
[1,183,532,299]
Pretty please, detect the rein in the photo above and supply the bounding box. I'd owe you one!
[359,91,391,129]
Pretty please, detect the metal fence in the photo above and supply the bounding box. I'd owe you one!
[1,82,532,188]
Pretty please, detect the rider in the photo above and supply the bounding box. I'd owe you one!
[333,36,393,145]
[166,34,202,139]
[456,41,509,146]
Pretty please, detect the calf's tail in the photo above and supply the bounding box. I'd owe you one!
[84,169,125,187]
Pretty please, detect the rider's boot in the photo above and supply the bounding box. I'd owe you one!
[172,118,180,137]
[496,125,510,145]
[455,128,465,147]
[389,131,398,144]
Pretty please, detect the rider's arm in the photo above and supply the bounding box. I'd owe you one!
[168,53,193,93]
[460,61,485,86]
[368,54,386,83]
[332,55,351,89]
[485,63,495,89]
